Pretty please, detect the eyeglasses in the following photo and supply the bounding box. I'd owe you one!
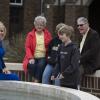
[77,24,85,27]
[35,24,44,27]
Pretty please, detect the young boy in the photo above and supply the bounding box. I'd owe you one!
[51,25,80,89]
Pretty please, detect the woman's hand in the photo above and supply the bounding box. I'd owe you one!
[29,59,35,64]
[3,68,11,74]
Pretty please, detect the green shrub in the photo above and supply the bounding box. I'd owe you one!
[4,32,26,63]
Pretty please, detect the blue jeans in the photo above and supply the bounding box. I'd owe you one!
[0,73,19,80]
[42,64,60,86]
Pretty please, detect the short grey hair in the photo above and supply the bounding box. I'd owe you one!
[34,16,47,26]
[77,17,88,24]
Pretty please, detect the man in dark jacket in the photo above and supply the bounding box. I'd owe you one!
[77,17,100,75]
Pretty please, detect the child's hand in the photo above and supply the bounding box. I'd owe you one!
[59,74,64,79]
[51,75,55,80]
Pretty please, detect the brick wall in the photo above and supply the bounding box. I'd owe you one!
[64,4,88,41]
[23,0,41,33]
[45,4,65,35]
[0,0,90,38]
[0,0,9,37]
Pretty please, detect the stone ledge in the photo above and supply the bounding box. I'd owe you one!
[5,62,100,77]
[5,62,23,71]
[0,81,100,100]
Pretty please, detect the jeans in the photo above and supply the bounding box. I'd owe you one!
[42,64,60,86]
[0,73,19,80]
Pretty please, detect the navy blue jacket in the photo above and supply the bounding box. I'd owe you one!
[0,41,6,73]
[53,42,80,87]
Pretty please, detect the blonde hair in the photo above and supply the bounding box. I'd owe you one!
[58,25,74,37]
[55,23,66,34]
[0,21,6,40]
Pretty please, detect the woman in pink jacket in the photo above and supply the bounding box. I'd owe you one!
[23,16,52,83]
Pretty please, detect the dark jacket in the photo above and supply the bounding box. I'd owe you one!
[80,28,100,74]
[53,42,80,87]
[0,41,6,73]
[47,36,62,66]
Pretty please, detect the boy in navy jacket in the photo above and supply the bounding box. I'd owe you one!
[51,25,80,89]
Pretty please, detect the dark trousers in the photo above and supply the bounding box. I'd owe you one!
[61,84,78,89]
[27,58,46,82]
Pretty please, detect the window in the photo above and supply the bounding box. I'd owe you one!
[10,0,23,6]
